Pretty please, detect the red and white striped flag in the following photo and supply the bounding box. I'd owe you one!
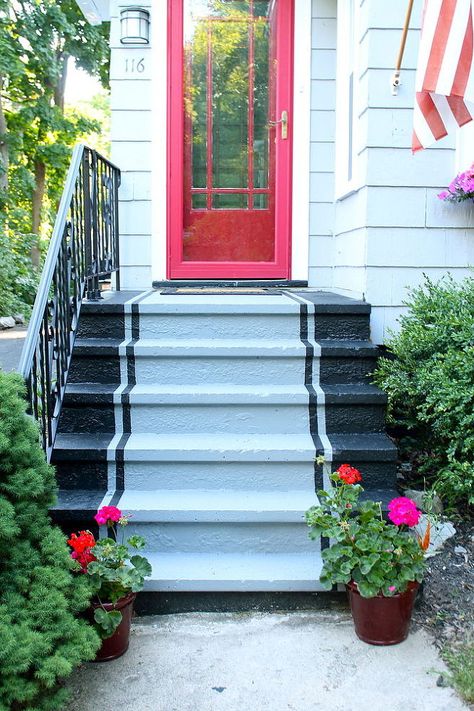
[413,0,474,152]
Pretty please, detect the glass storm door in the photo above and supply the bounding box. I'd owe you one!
[168,0,294,279]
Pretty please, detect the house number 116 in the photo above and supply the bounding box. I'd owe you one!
[125,58,145,73]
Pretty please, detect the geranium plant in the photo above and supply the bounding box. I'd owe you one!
[68,505,152,637]
[305,465,429,598]
[438,164,474,203]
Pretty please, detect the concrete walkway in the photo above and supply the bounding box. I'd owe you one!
[68,611,467,711]
[0,326,27,372]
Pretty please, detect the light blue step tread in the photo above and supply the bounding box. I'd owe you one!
[113,433,316,461]
[142,552,325,592]
[117,489,319,521]
[138,293,301,313]
[116,384,309,404]
[129,339,307,355]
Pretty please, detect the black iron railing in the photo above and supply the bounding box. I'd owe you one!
[19,145,121,461]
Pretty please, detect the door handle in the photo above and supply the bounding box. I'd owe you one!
[268,110,288,139]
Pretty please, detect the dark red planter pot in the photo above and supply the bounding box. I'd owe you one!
[89,592,136,662]
[346,581,420,645]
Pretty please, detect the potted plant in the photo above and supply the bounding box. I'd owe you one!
[306,464,431,645]
[68,505,152,661]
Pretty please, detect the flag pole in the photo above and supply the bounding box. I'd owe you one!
[391,0,415,95]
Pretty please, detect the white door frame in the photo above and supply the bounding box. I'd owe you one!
[151,0,311,283]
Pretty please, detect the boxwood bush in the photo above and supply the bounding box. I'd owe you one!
[373,275,474,510]
[0,372,100,711]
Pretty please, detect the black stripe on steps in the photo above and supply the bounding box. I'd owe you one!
[296,302,324,494]
[114,433,130,492]
[285,293,330,556]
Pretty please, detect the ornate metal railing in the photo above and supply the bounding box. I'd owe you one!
[19,145,121,461]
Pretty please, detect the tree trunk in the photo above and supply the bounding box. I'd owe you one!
[0,75,9,194]
[31,160,46,267]
[54,53,69,111]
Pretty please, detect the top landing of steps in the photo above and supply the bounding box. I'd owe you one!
[84,289,371,314]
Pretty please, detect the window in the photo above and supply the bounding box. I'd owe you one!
[335,0,360,198]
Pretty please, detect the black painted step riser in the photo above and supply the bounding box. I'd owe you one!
[319,357,376,385]
[58,405,115,434]
[52,460,108,491]
[319,461,397,490]
[324,404,386,433]
[68,356,121,384]
[314,314,370,341]
[77,313,125,339]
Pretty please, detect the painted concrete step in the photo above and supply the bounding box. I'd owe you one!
[132,338,307,385]
[119,432,317,461]
[60,382,387,436]
[118,488,318,522]
[124,521,316,554]
[126,385,309,435]
[52,431,398,492]
[69,338,309,385]
[119,489,318,554]
[142,552,325,592]
[137,294,302,340]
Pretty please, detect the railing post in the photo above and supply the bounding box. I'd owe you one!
[89,150,101,300]
[83,149,93,300]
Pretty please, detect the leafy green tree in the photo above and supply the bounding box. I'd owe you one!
[0,0,110,315]
[0,371,100,711]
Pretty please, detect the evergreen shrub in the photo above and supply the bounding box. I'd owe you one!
[373,275,474,510]
[0,372,100,711]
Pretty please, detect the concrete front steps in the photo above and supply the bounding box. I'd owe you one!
[52,289,397,594]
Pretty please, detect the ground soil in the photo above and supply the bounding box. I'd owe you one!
[412,517,474,651]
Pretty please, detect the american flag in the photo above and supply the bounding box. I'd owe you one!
[413,0,474,152]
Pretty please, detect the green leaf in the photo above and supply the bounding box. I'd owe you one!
[130,555,153,578]
[93,608,122,638]
[127,535,146,550]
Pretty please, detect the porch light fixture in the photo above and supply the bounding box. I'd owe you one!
[120,7,150,45]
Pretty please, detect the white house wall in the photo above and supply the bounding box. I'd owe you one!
[333,0,474,343]
[309,0,337,288]
[110,0,153,290]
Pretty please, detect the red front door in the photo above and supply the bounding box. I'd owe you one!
[168,0,294,279]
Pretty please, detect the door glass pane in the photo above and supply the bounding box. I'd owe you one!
[212,193,248,209]
[212,21,249,188]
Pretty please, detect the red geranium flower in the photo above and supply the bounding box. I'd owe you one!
[67,530,96,553]
[337,464,362,485]
[67,530,96,572]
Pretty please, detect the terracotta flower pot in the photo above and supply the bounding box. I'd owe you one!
[346,580,420,645]
[89,592,136,662]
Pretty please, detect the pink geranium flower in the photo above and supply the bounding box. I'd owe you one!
[94,505,122,526]
[387,497,421,527]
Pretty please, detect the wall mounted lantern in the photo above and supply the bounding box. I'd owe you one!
[120,7,150,45]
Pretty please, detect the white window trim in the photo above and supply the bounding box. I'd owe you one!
[335,0,361,200]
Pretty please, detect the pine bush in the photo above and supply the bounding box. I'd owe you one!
[0,372,100,711]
